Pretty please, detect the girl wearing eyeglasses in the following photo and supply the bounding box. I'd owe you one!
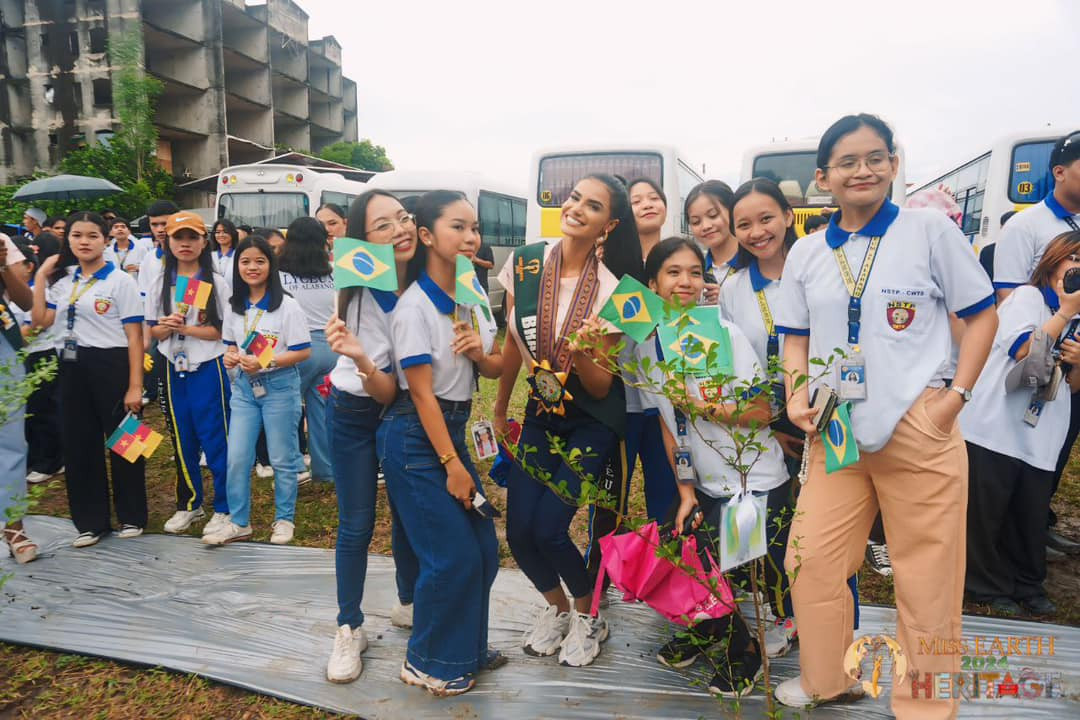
[773,113,998,717]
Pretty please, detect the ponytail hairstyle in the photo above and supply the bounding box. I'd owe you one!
[317,202,347,221]
[582,173,645,282]
[731,178,798,269]
[411,189,468,285]
[49,211,109,285]
[683,180,735,230]
[159,228,223,331]
[230,236,286,314]
[340,189,404,312]
[627,177,667,207]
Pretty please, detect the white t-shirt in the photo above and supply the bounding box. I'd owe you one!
[994,194,1080,289]
[104,239,151,277]
[222,294,312,371]
[279,271,335,331]
[496,242,621,363]
[45,262,143,348]
[329,288,397,397]
[960,285,1077,471]
[137,247,165,297]
[145,270,228,369]
[635,319,788,497]
[392,271,497,403]
[774,202,995,452]
[720,261,785,373]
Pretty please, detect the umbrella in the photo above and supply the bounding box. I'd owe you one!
[13,174,123,202]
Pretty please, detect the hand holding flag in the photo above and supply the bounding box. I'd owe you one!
[656,307,734,376]
[456,254,488,306]
[823,402,859,473]
[174,276,213,310]
[241,330,276,368]
[334,237,398,292]
[106,413,165,462]
[598,275,664,343]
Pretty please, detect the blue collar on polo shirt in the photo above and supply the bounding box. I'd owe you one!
[75,261,117,281]
[748,259,773,292]
[369,288,398,314]
[155,247,164,259]
[247,293,271,311]
[1042,284,1060,312]
[1045,192,1077,220]
[418,271,455,314]
[825,199,901,249]
[705,252,740,273]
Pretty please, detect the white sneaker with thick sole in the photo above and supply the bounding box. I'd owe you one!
[270,519,295,545]
[390,602,414,629]
[116,524,143,539]
[400,660,475,696]
[558,610,609,667]
[202,512,230,536]
[255,463,274,479]
[326,624,368,683]
[26,470,53,484]
[764,617,798,658]
[72,531,104,548]
[199,452,207,468]
[774,676,865,709]
[298,470,312,486]
[522,604,570,657]
[164,508,205,534]
[202,520,253,545]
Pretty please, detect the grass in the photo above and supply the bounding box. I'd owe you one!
[4,362,1080,718]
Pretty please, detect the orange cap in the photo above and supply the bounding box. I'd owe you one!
[165,212,206,237]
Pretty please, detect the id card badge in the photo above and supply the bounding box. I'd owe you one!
[62,336,78,362]
[674,448,695,484]
[1024,393,1045,427]
[174,351,189,375]
[251,377,267,398]
[838,350,867,401]
[471,420,498,460]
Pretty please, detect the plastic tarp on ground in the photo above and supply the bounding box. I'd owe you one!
[2,516,1079,719]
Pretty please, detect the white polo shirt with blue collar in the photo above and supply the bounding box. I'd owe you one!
[774,200,995,452]
[391,271,497,403]
[994,193,1080,289]
[145,270,229,369]
[330,288,399,397]
[137,246,166,297]
[104,239,150,276]
[222,293,312,370]
[720,259,785,371]
[45,262,143,348]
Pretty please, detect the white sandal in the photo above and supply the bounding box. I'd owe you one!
[3,526,39,564]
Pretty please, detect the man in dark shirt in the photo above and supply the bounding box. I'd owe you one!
[473,239,494,291]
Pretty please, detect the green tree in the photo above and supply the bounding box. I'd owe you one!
[108,29,163,184]
[318,140,394,171]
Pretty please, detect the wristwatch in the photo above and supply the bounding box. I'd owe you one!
[949,386,972,403]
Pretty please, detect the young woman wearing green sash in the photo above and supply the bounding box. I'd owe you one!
[494,173,642,668]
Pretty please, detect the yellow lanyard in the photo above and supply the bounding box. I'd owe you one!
[243,308,265,338]
[832,236,882,298]
[68,276,98,307]
[754,289,774,337]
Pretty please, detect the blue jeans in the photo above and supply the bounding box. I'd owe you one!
[296,330,336,483]
[0,338,27,524]
[377,397,498,680]
[626,411,677,519]
[327,388,419,628]
[226,368,304,527]
[507,400,617,599]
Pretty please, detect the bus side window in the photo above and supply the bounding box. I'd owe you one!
[511,198,526,247]
[479,192,501,247]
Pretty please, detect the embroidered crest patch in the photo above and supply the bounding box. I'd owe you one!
[94,297,112,315]
[886,301,915,331]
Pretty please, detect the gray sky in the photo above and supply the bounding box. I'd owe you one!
[301,0,1078,190]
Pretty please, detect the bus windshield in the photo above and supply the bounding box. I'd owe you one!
[538,152,662,207]
[752,152,833,207]
[218,192,309,228]
[1010,141,1056,204]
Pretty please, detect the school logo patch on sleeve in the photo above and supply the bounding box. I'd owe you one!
[94,297,113,315]
[886,301,915,331]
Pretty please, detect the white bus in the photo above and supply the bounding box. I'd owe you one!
[908,128,1069,252]
[740,139,907,236]
[362,170,527,315]
[527,145,704,246]
[214,163,368,228]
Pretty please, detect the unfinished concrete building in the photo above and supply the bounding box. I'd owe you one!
[0,0,359,185]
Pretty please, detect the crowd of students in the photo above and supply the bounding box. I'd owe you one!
[1,115,1078,716]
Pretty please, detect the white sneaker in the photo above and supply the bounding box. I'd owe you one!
[202,520,253,545]
[255,463,274,479]
[199,452,207,468]
[558,610,608,667]
[774,675,865,709]
[298,470,312,486]
[164,508,205,534]
[72,531,104,548]
[764,617,798,658]
[202,512,230,536]
[116,524,143,539]
[522,604,571,657]
[26,470,52,483]
[326,624,368,683]
[304,453,312,467]
[390,602,414,629]
[270,519,295,545]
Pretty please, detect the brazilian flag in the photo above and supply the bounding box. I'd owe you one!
[823,402,860,473]
[456,254,489,305]
[334,237,398,292]
[598,275,664,343]
[656,309,733,376]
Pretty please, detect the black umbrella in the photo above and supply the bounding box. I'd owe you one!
[13,174,123,202]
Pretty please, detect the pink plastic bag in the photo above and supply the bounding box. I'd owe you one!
[590,521,736,626]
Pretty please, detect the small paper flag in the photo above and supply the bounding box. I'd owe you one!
[241,330,276,368]
[456,254,488,306]
[106,413,163,463]
[175,277,213,310]
[656,309,733,376]
[333,237,398,291]
[598,275,664,343]
[823,402,860,473]
[132,422,164,459]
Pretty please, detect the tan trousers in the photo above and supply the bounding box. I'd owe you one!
[785,389,966,720]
